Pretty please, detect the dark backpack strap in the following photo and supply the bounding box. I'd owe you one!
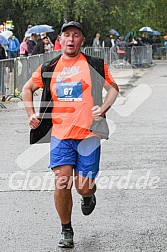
[39,54,61,115]
[30,54,61,144]
[82,53,105,106]
[83,54,110,139]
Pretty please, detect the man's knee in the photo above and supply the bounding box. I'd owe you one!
[76,187,91,196]
[76,183,95,196]
[75,175,96,196]
[53,168,73,190]
[55,175,73,190]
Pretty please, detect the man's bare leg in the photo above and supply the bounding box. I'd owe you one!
[53,165,73,224]
[75,172,97,215]
[53,165,74,248]
[74,171,96,196]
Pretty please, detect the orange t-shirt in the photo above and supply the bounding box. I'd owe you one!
[31,53,115,140]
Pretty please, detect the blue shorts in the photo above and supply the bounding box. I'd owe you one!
[49,136,101,178]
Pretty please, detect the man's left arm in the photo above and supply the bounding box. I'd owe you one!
[91,63,119,121]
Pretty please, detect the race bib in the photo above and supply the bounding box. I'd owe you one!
[56,81,82,101]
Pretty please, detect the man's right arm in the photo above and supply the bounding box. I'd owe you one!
[22,79,41,129]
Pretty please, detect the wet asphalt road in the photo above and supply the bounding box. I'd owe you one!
[0,61,167,252]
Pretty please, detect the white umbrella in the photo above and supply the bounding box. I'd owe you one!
[149,30,161,36]
[26,24,54,34]
[25,31,32,37]
[139,27,153,32]
[1,30,13,39]
[0,34,9,44]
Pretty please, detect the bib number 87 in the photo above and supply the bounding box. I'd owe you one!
[64,88,73,95]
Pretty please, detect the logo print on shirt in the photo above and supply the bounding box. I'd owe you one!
[57,66,83,82]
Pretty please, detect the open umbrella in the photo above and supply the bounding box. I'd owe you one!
[139,27,153,32]
[0,34,8,44]
[124,31,134,41]
[109,29,120,36]
[1,30,13,39]
[25,24,54,35]
[149,30,161,36]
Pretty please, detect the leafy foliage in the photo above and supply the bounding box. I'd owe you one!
[0,0,166,44]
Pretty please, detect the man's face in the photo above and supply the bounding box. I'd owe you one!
[60,27,85,57]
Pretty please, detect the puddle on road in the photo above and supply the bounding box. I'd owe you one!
[109,60,144,97]
[103,61,147,104]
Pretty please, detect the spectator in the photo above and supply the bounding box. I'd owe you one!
[154,35,162,60]
[125,36,135,64]
[19,37,29,57]
[102,33,116,64]
[92,33,101,57]
[164,39,167,59]
[7,34,20,58]
[133,37,144,67]
[27,33,37,55]
[102,33,115,48]
[31,34,44,55]
[115,37,126,59]
[148,35,156,59]
[141,33,148,44]
[43,36,54,52]
[54,35,61,50]
[0,44,6,60]
[92,33,101,48]
[41,33,54,50]
[7,34,20,72]
[0,44,7,99]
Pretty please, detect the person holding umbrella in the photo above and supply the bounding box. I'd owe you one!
[27,33,37,55]
[31,34,44,55]
[141,33,148,44]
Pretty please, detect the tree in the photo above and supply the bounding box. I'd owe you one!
[0,0,166,44]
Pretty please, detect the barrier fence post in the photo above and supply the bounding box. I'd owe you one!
[6,58,22,101]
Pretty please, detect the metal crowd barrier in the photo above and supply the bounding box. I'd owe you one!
[0,50,61,104]
[0,45,157,105]
[83,45,153,68]
[83,47,118,65]
[152,46,167,60]
[131,45,153,67]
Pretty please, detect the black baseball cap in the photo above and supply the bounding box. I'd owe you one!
[61,21,84,34]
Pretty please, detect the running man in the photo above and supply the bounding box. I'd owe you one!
[22,21,119,248]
